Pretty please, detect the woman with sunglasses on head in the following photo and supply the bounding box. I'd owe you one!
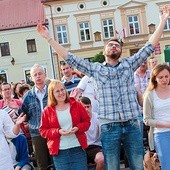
[39,80,90,170]
[143,64,170,170]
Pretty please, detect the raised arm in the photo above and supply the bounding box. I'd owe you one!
[149,6,170,47]
[37,23,68,60]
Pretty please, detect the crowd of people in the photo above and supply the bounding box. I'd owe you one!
[0,5,169,170]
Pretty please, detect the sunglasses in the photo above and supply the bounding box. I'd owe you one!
[107,43,121,48]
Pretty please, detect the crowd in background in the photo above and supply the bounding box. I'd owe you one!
[1,55,170,170]
[0,5,170,170]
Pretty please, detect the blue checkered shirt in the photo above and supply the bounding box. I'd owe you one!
[134,69,151,94]
[66,42,154,121]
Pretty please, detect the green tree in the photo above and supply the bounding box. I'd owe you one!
[91,51,105,63]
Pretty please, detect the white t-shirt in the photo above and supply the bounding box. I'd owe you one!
[86,112,101,146]
[153,90,170,133]
[56,107,80,149]
[0,110,17,170]
[77,76,99,112]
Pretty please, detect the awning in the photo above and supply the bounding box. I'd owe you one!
[164,47,170,62]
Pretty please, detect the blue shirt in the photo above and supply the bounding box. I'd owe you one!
[65,42,154,121]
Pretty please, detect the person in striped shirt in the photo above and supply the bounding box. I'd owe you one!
[61,62,81,94]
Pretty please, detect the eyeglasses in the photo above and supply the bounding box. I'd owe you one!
[54,88,65,94]
[107,43,121,48]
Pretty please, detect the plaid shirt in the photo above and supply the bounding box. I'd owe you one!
[66,42,154,121]
[134,69,151,94]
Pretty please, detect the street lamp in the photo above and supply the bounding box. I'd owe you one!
[11,57,15,65]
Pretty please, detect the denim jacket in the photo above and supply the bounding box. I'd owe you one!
[21,87,48,137]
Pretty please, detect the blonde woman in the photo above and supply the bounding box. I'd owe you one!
[39,80,90,170]
[143,64,170,170]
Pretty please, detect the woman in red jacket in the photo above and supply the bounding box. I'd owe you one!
[39,80,90,170]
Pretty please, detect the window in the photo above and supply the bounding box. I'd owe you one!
[26,39,37,53]
[24,70,34,86]
[165,44,170,49]
[128,15,140,35]
[103,19,114,39]
[0,71,7,84]
[102,0,108,6]
[84,57,93,61]
[0,42,10,56]
[130,49,140,56]
[79,3,85,9]
[79,22,91,42]
[164,18,170,30]
[56,25,68,44]
[56,7,62,12]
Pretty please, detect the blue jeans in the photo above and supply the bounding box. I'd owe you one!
[101,119,144,170]
[53,146,87,170]
[154,131,170,170]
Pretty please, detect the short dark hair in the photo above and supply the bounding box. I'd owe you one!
[0,82,11,91]
[60,61,72,68]
[80,96,91,105]
[60,61,67,66]
[19,84,30,95]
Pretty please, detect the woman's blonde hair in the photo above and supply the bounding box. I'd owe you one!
[48,80,69,106]
[146,64,170,92]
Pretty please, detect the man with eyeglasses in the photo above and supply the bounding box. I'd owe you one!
[37,6,170,170]
[0,82,22,117]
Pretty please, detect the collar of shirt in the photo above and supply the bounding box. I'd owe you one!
[62,76,75,83]
[34,85,47,95]
[135,69,151,78]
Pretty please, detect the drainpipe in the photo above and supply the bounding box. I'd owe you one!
[43,3,61,80]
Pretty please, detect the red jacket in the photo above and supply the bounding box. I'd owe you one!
[39,98,90,155]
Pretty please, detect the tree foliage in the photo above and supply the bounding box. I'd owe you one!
[91,51,105,63]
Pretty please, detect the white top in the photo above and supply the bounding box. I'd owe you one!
[86,112,101,146]
[77,76,99,112]
[35,85,47,112]
[8,140,18,166]
[56,107,80,149]
[0,110,17,170]
[153,90,170,133]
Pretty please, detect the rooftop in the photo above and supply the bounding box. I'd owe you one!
[0,0,46,31]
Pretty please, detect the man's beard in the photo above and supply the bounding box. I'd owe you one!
[109,52,121,60]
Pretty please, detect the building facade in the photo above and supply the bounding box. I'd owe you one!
[41,0,170,77]
[0,0,55,84]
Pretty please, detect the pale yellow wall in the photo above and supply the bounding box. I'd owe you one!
[0,27,54,83]
[43,0,170,79]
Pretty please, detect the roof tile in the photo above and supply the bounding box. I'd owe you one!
[0,0,46,31]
